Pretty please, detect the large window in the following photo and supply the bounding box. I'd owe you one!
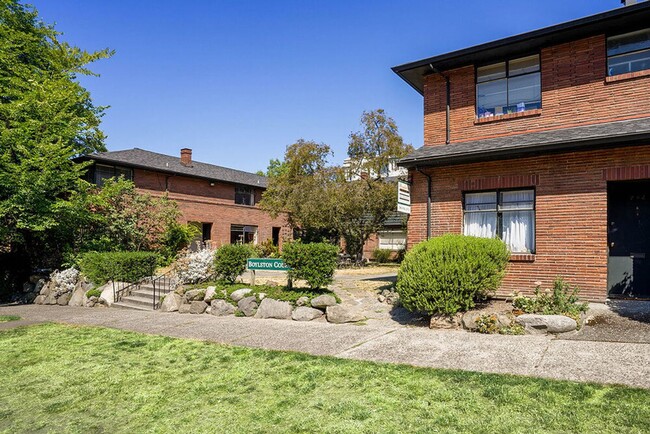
[463,189,535,253]
[92,164,133,187]
[235,186,255,206]
[378,230,406,251]
[607,28,650,76]
[476,55,541,119]
[230,225,258,244]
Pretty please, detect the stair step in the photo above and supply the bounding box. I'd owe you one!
[112,301,153,311]
[117,295,156,308]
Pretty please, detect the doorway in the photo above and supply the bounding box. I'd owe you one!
[607,180,650,298]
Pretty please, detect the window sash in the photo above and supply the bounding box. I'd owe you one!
[235,186,255,206]
[378,231,406,250]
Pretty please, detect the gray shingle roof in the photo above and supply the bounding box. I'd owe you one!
[399,117,650,167]
[86,148,267,188]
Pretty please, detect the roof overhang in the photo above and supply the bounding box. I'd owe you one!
[392,2,650,95]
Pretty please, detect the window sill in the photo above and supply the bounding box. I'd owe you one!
[475,109,542,124]
[605,69,650,83]
[509,253,535,262]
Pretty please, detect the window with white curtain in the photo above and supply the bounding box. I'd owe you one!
[378,230,407,250]
[463,189,535,253]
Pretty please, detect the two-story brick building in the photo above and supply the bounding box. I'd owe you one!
[82,147,291,249]
[393,1,650,301]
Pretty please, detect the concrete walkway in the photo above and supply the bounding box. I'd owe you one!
[1,304,649,389]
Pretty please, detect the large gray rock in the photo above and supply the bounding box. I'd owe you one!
[204,286,216,302]
[23,282,35,293]
[178,304,192,314]
[98,283,114,307]
[231,288,253,302]
[44,292,57,305]
[211,299,236,316]
[184,289,205,302]
[160,293,183,312]
[326,305,365,324]
[311,294,337,309]
[237,296,258,317]
[57,292,72,306]
[33,295,45,305]
[254,298,292,320]
[429,313,461,329]
[68,282,87,307]
[461,312,512,330]
[189,301,208,314]
[515,314,577,334]
[292,306,324,322]
[39,281,52,296]
[296,296,310,307]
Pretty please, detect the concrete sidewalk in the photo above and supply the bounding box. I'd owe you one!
[1,304,648,389]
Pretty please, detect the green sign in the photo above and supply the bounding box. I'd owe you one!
[247,258,290,271]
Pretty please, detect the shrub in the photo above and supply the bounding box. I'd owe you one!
[257,239,280,258]
[160,223,201,263]
[396,235,510,315]
[79,251,159,285]
[175,249,216,284]
[85,289,102,298]
[512,278,589,323]
[214,244,255,283]
[373,249,391,264]
[282,241,339,289]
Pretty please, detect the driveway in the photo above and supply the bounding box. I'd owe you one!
[1,304,649,389]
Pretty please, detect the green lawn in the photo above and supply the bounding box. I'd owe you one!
[0,315,20,323]
[0,324,648,433]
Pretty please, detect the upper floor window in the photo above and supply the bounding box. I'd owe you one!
[463,189,535,254]
[235,186,255,206]
[476,55,541,119]
[92,164,133,187]
[607,28,650,76]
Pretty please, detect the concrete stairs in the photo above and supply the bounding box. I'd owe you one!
[112,280,174,311]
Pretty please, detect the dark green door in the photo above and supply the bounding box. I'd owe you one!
[608,180,650,298]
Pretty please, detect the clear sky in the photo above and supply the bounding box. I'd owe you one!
[33,0,618,173]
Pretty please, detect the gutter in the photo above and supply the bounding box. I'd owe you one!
[415,167,432,240]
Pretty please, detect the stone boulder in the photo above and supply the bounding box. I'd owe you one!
[326,305,365,324]
[57,292,72,306]
[98,283,114,307]
[160,293,183,312]
[231,288,253,302]
[189,301,208,314]
[515,314,577,334]
[429,313,462,329]
[461,312,512,330]
[237,296,258,317]
[211,299,236,316]
[292,306,324,322]
[39,282,52,296]
[44,292,58,305]
[68,281,87,307]
[296,296,310,307]
[311,294,337,309]
[178,304,192,314]
[184,289,205,302]
[254,298,292,320]
[34,295,45,305]
[204,286,216,302]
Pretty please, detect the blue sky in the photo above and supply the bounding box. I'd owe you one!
[33,0,617,173]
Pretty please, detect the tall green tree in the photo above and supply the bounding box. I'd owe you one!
[0,0,112,292]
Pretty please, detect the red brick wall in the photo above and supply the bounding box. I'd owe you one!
[407,145,650,301]
[133,169,291,248]
[424,35,650,145]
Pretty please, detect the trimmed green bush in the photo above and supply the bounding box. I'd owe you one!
[282,241,339,289]
[85,289,102,298]
[214,244,255,283]
[373,249,391,264]
[78,251,159,285]
[396,235,510,315]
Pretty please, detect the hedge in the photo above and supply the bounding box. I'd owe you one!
[281,241,339,289]
[78,251,159,285]
[214,244,256,283]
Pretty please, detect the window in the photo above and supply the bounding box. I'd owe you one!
[607,28,650,76]
[235,186,255,206]
[92,164,133,187]
[463,189,535,253]
[230,225,258,244]
[378,230,407,251]
[476,55,541,119]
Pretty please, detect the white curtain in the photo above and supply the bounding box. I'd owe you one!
[464,212,497,238]
[500,190,534,253]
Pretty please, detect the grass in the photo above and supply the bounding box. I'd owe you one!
[188,281,339,306]
[0,315,20,323]
[1,324,649,433]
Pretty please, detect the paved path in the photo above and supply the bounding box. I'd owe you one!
[1,304,649,389]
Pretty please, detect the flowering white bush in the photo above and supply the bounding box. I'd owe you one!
[174,249,216,284]
[49,267,80,295]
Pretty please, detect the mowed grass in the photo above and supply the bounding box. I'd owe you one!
[0,324,648,434]
[0,315,20,323]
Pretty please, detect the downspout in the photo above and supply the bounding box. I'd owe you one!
[429,64,451,144]
[415,167,432,240]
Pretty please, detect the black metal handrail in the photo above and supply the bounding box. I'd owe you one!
[149,271,176,310]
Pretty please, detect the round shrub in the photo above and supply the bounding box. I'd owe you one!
[396,234,510,315]
[373,248,392,264]
[281,241,339,289]
[214,244,255,283]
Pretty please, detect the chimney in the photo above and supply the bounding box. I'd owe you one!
[180,148,192,166]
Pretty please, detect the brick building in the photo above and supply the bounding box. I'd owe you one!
[393,1,650,300]
[83,148,291,249]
